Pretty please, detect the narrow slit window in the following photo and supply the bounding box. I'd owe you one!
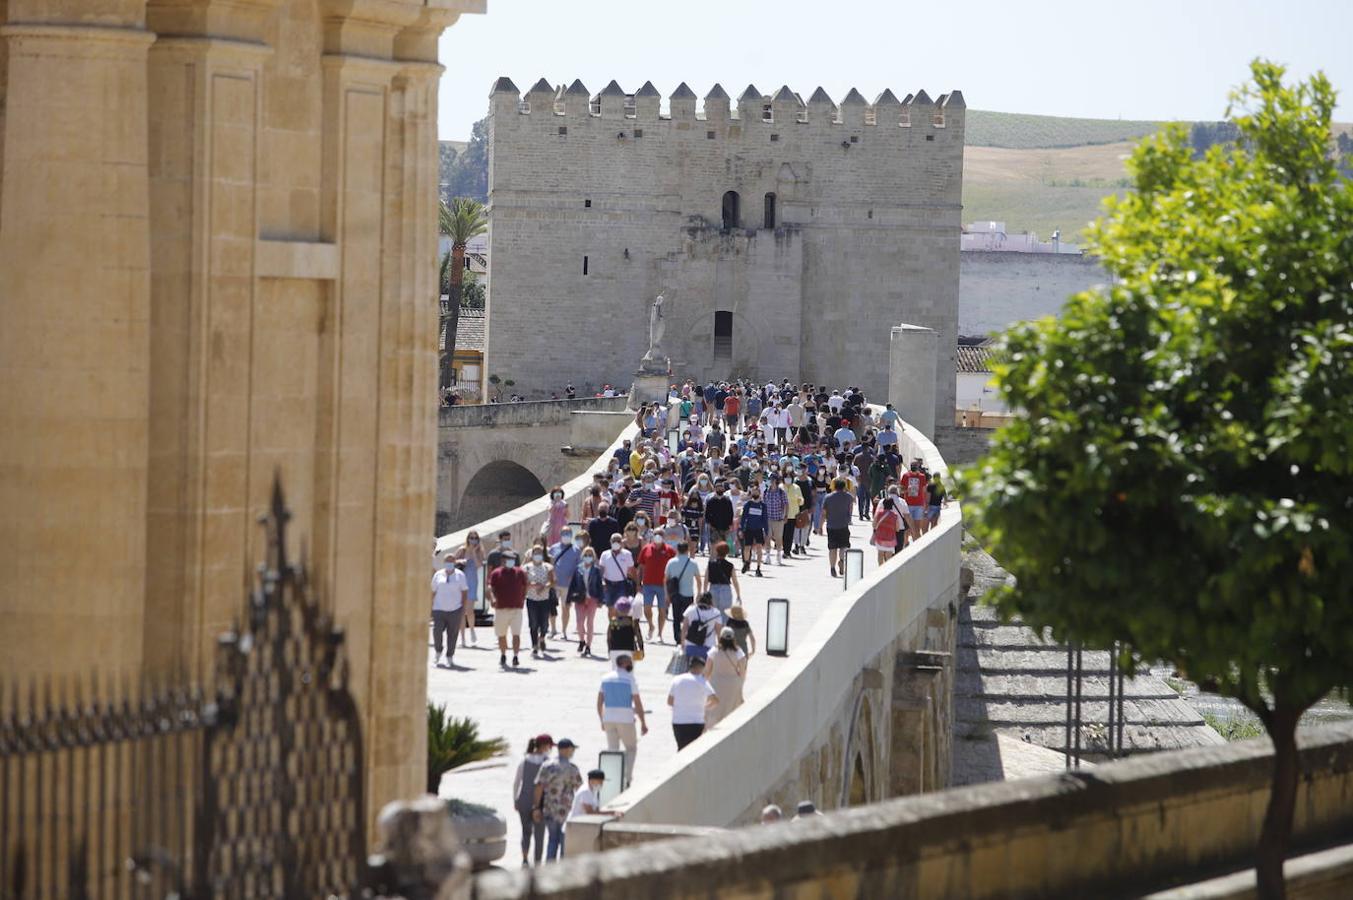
[582,255,589,275]
[764,192,777,229]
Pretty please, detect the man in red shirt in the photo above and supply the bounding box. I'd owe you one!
[723,392,741,435]
[636,533,676,641]
[900,461,929,543]
[488,552,528,668]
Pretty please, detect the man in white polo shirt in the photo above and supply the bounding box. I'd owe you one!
[667,656,718,750]
[431,553,469,668]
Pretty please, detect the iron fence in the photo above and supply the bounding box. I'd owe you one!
[1,479,369,899]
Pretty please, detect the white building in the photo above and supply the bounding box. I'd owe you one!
[955,337,1009,414]
[960,220,1080,254]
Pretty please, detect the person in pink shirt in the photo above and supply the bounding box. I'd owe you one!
[545,485,568,545]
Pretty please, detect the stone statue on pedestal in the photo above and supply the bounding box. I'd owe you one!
[639,293,668,374]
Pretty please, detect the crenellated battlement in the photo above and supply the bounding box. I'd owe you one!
[488,76,964,129]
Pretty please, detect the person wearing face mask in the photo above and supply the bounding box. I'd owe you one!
[663,540,702,645]
[703,481,734,552]
[486,530,515,573]
[762,475,789,566]
[523,545,555,659]
[545,485,568,545]
[568,546,603,655]
[739,485,768,577]
[550,528,582,640]
[725,479,744,554]
[661,511,687,549]
[627,474,660,525]
[636,531,676,641]
[599,535,636,617]
[569,768,608,823]
[586,503,619,556]
[430,553,469,668]
[455,531,485,647]
[681,484,706,555]
[581,481,605,519]
[488,550,528,668]
[596,653,648,788]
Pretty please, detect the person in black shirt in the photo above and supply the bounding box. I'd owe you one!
[703,482,735,549]
[587,507,620,553]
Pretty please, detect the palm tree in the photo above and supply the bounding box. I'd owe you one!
[439,198,488,393]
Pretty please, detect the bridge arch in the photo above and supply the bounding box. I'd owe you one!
[459,459,548,529]
[842,691,879,808]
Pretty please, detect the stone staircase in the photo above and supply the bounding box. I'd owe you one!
[953,602,1223,783]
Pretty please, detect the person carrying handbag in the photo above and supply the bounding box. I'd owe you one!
[663,542,701,646]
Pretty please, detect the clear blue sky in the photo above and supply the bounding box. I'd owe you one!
[436,0,1352,140]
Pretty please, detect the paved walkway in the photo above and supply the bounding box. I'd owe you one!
[429,508,886,862]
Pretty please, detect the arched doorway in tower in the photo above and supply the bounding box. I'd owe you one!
[721,190,740,230]
[456,460,547,530]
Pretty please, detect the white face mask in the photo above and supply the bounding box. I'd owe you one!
[504,558,518,568]
[582,557,595,568]
[500,539,512,550]
[444,561,455,571]
[610,543,622,552]
[532,552,544,562]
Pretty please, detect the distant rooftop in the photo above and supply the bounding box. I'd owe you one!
[956,337,994,374]
[440,307,486,353]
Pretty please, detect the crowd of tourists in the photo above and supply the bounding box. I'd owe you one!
[428,378,948,865]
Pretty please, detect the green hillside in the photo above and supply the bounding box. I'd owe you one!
[965,109,1167,149]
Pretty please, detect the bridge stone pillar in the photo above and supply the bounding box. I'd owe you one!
[891,650,952,796]
[889,323,939,439]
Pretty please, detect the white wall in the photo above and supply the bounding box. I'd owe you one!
[604,417,961,830]
[959,250,1107,336]
[956,371,1007,413]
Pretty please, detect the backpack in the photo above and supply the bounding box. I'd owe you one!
[686,607,714,645]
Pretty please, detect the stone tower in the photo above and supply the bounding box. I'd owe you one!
[484,77,965,427]
[0,0,482,814]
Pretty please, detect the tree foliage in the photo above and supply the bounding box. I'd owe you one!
[1188,119,1241,158]
[438,197,488,391]
[962,61,1352,897]
[440,117,488,203]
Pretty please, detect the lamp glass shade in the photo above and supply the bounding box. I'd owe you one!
[475,566,488,613]
[844,548,865,589]
[597,750,627,806]
[766,597,790,656]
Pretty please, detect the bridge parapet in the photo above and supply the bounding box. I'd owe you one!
[435,406,643,556]
[437,395,633,533]
[439,395,629,430]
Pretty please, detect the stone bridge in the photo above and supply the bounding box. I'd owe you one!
[430,408,962,860]
[436,396,630,533]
